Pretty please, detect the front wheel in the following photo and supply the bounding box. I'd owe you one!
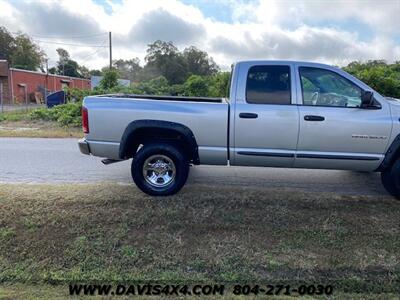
[131,143,189,196]
[381,158,400,200]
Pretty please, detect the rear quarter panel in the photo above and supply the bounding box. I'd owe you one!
[84,96,229,164]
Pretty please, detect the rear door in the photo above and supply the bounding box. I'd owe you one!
[294,63,392,171]
[231,61,300,167]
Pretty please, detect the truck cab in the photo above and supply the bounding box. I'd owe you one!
[229,61,391,172]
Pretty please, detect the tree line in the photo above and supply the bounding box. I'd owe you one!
[1,26,400,98]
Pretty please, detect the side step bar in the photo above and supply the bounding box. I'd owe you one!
[101,159,123,165]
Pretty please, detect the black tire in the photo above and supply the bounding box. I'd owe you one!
[131,143,189,196]
[381,158,400,199]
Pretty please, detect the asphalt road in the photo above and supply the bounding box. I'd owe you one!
[0,137,388,196]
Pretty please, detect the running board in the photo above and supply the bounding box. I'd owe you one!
[101,159,123,165]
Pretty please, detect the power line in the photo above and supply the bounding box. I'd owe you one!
[81,48,108,62]
[109,31,112,69]
[11,32,108,39]
[33,39,108,48]
[79,40,109,62]
[10,31,113,69]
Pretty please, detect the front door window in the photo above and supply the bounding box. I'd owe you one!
[299,67,362,108]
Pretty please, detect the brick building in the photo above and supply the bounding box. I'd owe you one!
[0,60,91,105]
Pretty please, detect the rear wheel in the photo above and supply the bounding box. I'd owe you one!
[131,143,189,196]
[381,158,400,199]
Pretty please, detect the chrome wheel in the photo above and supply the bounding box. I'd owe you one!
[142,155,176,188]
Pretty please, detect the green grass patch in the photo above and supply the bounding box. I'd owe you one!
[0,183,399,297]
[0,110,32,122]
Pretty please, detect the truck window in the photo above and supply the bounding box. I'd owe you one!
[299,67,362,108]
[246,65,291,105]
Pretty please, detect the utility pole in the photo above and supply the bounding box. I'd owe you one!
[44,58,48,105]
[109,31,112,69]
[0,81,3,113]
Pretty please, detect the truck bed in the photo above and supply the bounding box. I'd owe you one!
[84,94,229,165]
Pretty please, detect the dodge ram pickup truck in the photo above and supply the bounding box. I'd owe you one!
[78,60,400,198]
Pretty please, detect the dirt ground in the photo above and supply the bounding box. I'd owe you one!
[0,120,81,138]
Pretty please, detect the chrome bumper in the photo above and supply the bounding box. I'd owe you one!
[78,138,90,155]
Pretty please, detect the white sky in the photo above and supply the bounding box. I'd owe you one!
[1,0,399,70]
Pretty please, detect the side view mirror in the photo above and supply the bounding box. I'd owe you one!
[361,91,374,108]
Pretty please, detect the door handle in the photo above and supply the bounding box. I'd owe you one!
[304,115,325,121]
[239,112,258,119]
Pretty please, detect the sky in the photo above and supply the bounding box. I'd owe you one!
[0,0,399,71]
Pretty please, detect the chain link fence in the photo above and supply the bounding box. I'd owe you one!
[0,82,45,113]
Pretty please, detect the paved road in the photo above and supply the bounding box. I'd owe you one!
[0,137,388,196]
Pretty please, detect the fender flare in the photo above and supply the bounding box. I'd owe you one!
[119,119,200,164]
[376,133,400,171]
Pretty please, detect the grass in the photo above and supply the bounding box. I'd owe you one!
[0,183,399,299]
[0,110,32,122]
[0,110,81,138]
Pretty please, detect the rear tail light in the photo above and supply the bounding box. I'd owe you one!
[82,106,89,134]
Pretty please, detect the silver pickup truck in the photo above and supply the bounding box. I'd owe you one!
[79,60,400,198]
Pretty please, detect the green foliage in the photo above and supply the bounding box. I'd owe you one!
[182,72,230,97]
[145,40,188,84]
[138,40,219,84]
[343,60,400,98]
[132,76,170,95]
[208,72,231,97]
[55,48,86,78]
[65,88,97,103]
[112,58,142,82]
[183,75,208,96]
[99,69,119,89]
[183,46,219,76]
[30,102,82,127]
[0,110,31,122]
[10,33,45,71]
[0,26,15,62]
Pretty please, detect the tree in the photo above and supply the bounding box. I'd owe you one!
[89,69,102,76]
[343,60,400,98]
[183,46,219,76]
[99,69,119,89]
[113,58,143,82]
[145,40,188,84]
[78,65,91,79]
[55,48,80,77]
[0,26,16,62]
[11,33,45,70]
[48,67,56,74]
[208,72,231,97]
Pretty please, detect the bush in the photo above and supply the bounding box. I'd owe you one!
[99,69,119,89]
[183,75,208,97]
[65,88,96,102]
[30,102,82,127]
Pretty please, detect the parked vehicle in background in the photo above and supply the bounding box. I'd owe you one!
[79,60,400,198]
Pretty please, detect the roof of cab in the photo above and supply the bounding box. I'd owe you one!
[235,60,335,69]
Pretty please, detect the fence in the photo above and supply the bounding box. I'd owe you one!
[0,83,45,113]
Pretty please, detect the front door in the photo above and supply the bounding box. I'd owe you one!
[232,62,299,167]
[294,65,392,171]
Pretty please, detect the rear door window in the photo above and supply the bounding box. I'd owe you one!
[246,65,291,105]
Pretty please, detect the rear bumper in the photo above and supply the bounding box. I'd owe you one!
[78,138,90,155]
